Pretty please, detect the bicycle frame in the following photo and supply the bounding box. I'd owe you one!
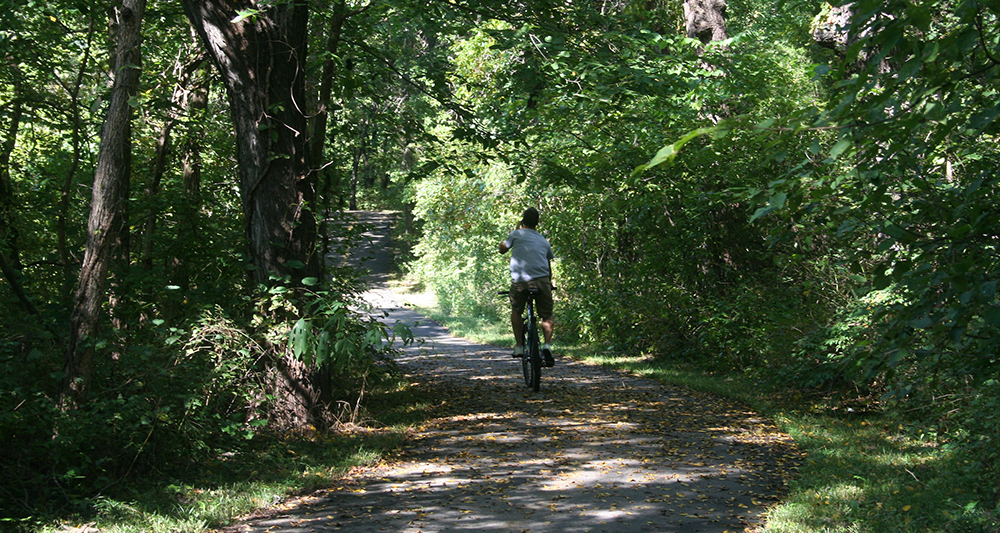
[499,288,542,392]
[522,290,542,392]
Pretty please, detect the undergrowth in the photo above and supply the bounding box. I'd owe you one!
[20,382,431,533]
[1,277,432,533]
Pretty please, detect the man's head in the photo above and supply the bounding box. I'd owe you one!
[521,207,540,229]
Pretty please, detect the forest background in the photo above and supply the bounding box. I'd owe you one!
[1,0,999,531]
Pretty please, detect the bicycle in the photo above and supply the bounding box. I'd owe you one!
[499,286,553,392]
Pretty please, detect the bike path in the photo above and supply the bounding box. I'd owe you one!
[220,290,799,533]
[216,211,800,532]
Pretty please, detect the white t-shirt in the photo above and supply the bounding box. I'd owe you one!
[503,228,554,283]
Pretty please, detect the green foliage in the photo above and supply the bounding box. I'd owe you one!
[960,379,1000,508]
[21,387,419,533]
[405,0,830,379]
[0,309,262,521]
[0,3,415,522]
[283,283,406,377]
[408,158,522,321]
[747,0,1000,386]
[8,0,1000,528]
[712,0,1000,515]
[0,275,407,522]
[312,0,464,211]
[715,0,1000,411]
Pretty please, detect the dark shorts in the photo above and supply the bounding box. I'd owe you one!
[510,277,553,320]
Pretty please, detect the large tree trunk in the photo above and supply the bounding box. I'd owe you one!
[811,3,889,74]
[182,0,330,428]
[63,0,147,406]
[181,0,320,287]
[683,0,730,119]
[812,3,853,53]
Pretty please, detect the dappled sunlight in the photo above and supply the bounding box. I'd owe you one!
[234,344,799,532]
[592,353,658,365]
[225,284,799,532]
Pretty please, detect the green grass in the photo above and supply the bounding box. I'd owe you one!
[405,294,999,533]
[594,353,994,532]
[31,382,433,533]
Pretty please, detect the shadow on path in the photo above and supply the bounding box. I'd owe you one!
[220,211,801,533]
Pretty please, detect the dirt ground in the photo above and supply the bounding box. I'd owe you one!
[216,211,801,533]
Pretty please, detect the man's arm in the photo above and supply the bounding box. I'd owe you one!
[499,224,522,254]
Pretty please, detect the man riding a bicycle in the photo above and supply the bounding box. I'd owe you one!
[498,207,555,367]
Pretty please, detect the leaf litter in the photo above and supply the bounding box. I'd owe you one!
[215,313,801,533]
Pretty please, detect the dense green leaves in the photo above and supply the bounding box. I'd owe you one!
[721,0,1000,511]
[0,0,415,521]
[5,0,1000,526]
[756,0,1000,382]
[286,292,395,371]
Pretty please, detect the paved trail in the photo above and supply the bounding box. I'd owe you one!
[220,211,799,533]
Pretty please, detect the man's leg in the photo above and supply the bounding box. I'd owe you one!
[532,280,556,367]
[540,317,553,344]
[512,309,524,347]
[509,285,528,357]
[540,317,555,366]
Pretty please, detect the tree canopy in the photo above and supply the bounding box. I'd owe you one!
[2,0,999,527]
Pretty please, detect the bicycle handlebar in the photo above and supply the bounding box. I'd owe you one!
[498,286,557,295]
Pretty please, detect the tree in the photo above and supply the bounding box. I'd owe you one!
[139,44,207,270]
[182,0,320,286]
[56,15,98,298]
[730,0,1000,506]
[749,0,1000,384]
[812,2,852,53]
[63,0,147,405]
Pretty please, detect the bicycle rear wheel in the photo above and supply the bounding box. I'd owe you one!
[527,320,541,392]
[520,319,532,387]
